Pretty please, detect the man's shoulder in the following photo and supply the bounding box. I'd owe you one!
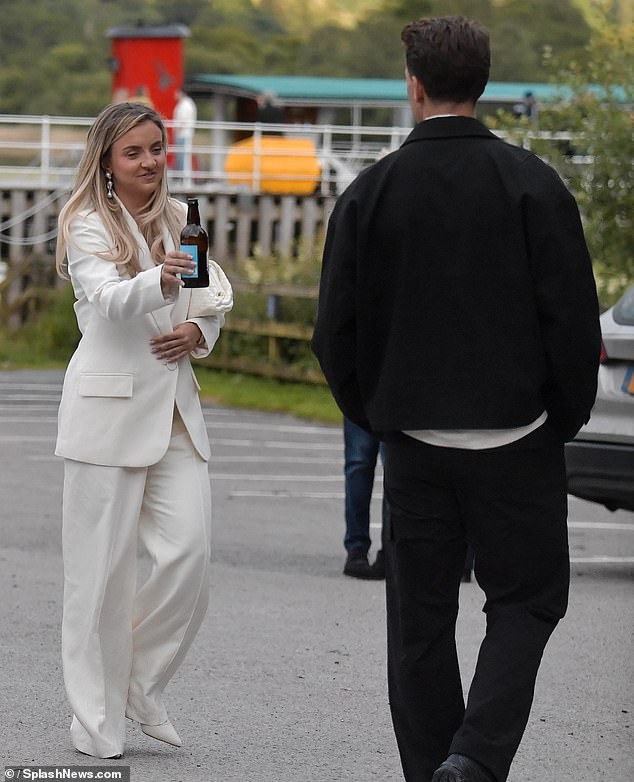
[343,149,400,196]
[462,129,565,188]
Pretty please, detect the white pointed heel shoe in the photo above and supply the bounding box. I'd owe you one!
[140,719,182,747]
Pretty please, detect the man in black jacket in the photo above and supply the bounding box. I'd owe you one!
[312,16,600,782]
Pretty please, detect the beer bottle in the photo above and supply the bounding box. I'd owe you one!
[179,198,210,288]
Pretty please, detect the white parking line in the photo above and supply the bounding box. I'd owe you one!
[210,473,344,482]
[2,435,55,442]
[203,418,340,436]
[0,414,58,421]
[212,438,341,450]
[26,454,347,466]
[0,384,61,392]
[0,397,60,403]
[570,556,634,564]
[2,433,342,450]
[211,455,344,464]
[229,490,346,499]
[569,520,634,532]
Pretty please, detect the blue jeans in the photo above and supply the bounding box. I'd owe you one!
[344,417,386,555]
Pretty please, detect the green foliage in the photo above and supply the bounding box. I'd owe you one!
[0,301,338,423]
[330,0,594,81]
[222,241,322,371]
[0,282,80,368]
[254,0,385,32]
[490,20,634,305]
[0,279,338,422]
[0,0,111,114]
[0,0,606,114]
[238,238,323,287]
[488,0,591,81]
[0,66,31,114]
[572,0,632,28]
[188,26,267,75]
[561,25,634,302]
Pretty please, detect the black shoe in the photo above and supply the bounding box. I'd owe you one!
[431,753,496,782]
[343,551,376,579]
[369,549,386,579]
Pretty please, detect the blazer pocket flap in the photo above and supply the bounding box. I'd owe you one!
[78,373,133,398]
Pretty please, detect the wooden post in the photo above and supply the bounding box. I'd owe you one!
[235,192,254,264]
[212,194,229,264]
[300,197,319,249]
[278,196,295,258]
[258,196,274,256]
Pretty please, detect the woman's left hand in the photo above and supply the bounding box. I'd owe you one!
[150,322,203,362]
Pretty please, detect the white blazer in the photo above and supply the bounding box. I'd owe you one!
[56,198,224,467]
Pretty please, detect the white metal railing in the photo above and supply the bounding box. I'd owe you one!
[0,113,590,196]
[0,113,414,195]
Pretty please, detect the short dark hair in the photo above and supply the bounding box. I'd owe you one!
[401,16,490,104]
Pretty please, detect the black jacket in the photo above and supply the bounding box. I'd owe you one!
[312,116,601,441]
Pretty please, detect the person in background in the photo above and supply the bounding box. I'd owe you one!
[112,87,130,103]
[55,101,226,759]
[133,85,154,107]
[343,416,386,580]
[312,15,600,782]
[512,90,538,123]
[173,88,197,182]
[255,91,285,132]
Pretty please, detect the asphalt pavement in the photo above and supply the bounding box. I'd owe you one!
[1,369,633,782]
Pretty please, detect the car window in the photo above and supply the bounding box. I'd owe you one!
[613,286,634,326]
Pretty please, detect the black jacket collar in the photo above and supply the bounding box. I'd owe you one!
[403,116,498,146]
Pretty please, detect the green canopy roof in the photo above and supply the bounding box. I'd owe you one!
[186,74,574,106]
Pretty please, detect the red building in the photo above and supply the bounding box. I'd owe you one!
[106,24,190,120]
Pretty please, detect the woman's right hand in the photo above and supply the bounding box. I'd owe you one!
[160,251,196,298]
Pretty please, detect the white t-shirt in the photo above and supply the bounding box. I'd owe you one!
[173,95,197,139]
[403,411,548,450]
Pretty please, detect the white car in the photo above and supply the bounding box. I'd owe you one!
[566,285,634,512]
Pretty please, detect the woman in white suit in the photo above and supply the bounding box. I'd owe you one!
[55,102,227,759]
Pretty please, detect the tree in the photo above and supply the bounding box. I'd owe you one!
[490,0,591,81]
[0,0,618,119]
[491,20,634,304]
[284,0,593,83]
[187,26,267,76]
[561,24,634,301]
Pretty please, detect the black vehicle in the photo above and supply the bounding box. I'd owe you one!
[566,285,634,512]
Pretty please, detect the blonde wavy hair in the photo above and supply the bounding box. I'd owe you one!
[56,102,183,279]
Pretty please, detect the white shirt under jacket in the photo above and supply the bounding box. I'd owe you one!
[56,197,223,467]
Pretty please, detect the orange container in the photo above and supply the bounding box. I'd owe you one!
[225,135,321,195]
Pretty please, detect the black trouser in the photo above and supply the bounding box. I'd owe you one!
[383,425,569,782]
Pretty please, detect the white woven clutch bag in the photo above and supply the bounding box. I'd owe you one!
[187,259,234,317]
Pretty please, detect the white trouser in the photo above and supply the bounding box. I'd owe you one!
[61,422,211,758]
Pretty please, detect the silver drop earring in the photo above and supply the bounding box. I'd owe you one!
[105,170,114,199]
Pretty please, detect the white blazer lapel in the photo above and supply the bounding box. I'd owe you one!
[115,197,176,334]
[162,220,191,326]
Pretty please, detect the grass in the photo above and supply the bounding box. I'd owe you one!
[0,278,343,423]
[0,319,341,424]
[194,366,340,424]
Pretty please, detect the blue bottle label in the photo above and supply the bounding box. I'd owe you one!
[180,244,199,278]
